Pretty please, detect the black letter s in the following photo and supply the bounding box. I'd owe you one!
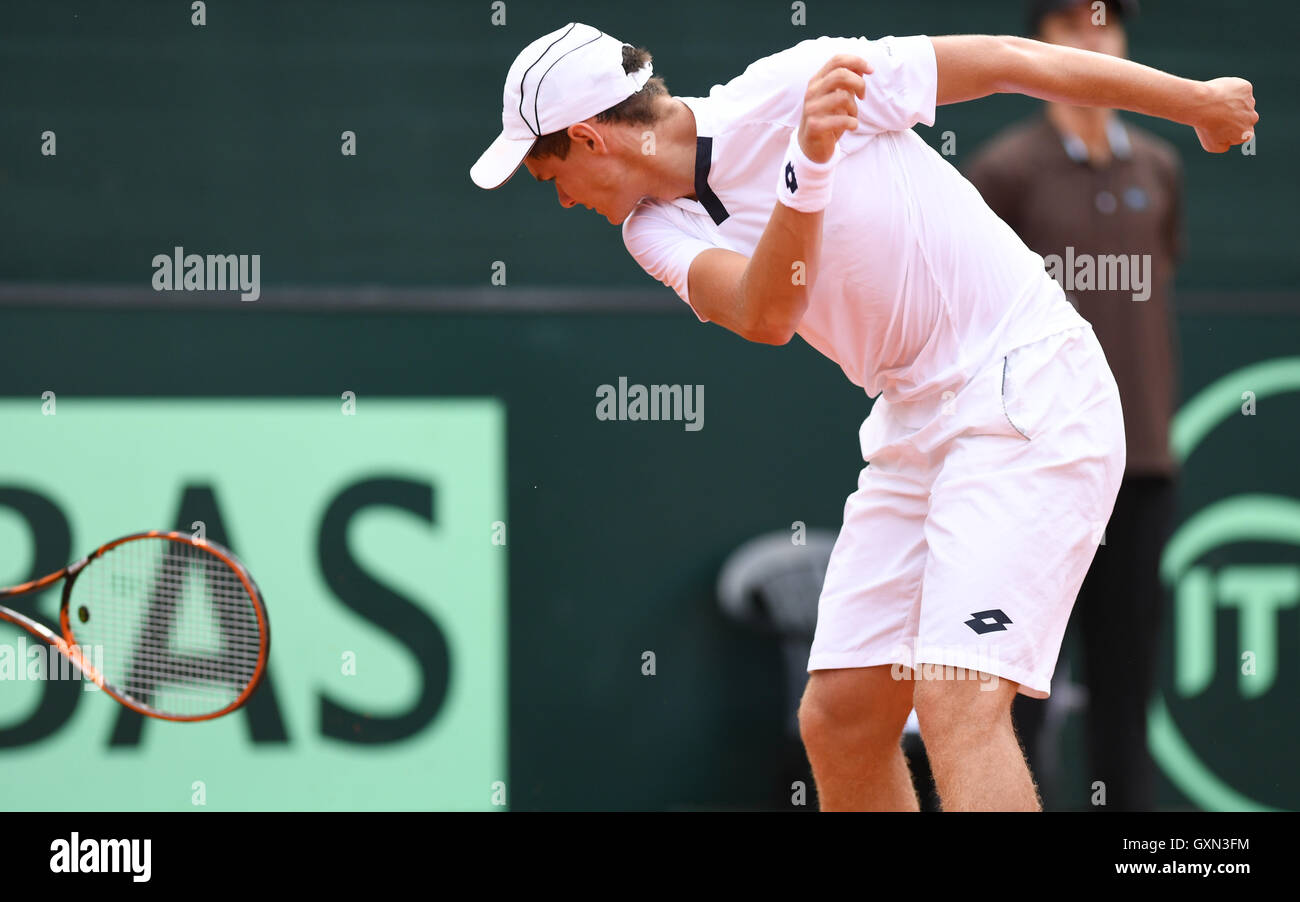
[318,478,450,743]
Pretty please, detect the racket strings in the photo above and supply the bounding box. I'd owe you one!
[68,538,264,717]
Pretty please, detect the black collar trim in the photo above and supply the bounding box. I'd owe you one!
[694,136,729,225]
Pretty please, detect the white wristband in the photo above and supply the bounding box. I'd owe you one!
[775,130,845,213]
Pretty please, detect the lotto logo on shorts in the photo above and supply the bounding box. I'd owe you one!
[964,609,1012,634]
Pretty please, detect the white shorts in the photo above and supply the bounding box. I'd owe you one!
[808,325,1126,699]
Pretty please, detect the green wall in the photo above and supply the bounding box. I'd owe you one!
[2,0,1295,290]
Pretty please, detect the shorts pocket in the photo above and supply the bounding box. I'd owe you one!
[1000,353,1034,441]
[959,348,1034,443]
[999,327,1091,443]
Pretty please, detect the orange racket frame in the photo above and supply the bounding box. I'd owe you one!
[0,530,270,722]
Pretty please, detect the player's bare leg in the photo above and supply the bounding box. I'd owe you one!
[798,665,919,811]
[912,669,1041,811]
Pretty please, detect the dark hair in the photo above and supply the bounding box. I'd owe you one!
[528,45,667,162]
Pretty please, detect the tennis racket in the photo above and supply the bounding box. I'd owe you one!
[0,530,270,721]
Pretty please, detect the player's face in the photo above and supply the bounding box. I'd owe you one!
[1039,2,1128,58]
[523,150,640,226]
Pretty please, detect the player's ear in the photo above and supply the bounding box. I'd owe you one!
[568,121,606,154]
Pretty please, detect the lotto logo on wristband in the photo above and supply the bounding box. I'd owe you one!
[776,131,840,212]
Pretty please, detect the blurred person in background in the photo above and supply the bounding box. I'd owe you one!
[965,0,1183,810]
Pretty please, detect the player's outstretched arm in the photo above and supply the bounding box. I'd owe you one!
[686,54,871,345]
[930,34,1257,153]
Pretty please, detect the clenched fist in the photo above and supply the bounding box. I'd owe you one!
[798,54,874,163]
[1191,76,1259,153]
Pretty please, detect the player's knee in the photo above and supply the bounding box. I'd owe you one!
[798,668,909,751]
[912,672,1015,750]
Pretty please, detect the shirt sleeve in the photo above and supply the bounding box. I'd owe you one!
[716,34,937,148]
[847,34,938,136]
[778,34,937,145]
[621,202,724,323]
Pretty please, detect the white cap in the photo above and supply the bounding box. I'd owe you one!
[470,23,654,190]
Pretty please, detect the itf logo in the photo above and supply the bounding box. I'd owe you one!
[1154,356,1300,811]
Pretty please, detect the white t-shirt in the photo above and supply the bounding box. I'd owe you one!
[621,34,1084,402]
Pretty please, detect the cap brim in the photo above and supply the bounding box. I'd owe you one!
[470,132,536,189]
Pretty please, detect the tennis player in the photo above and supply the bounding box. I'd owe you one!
[470,22,1257,810]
